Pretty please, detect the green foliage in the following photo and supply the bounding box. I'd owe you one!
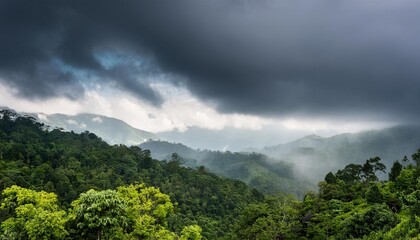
[140,140,315,198]
[302,151,420,240]
[324,172,337,184]
[233,195,302,240]
[339,204,399,239]
[69,189,128,239]
[1,184,200,240]
[361,157,386,182]
[116,184,176,239]
[389,160,403,181]
[336,163,363,184]
[365,184,384,204]
[395,168,416,192]
[0,185,67,240]
[412,149,420,168]
[180,225,203,240]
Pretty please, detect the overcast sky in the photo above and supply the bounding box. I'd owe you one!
[1,0,419,148]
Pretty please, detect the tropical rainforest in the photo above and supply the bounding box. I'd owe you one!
[139,140,314,198]
[1,110,420,239]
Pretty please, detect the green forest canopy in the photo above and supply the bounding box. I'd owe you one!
[1,110,420,239]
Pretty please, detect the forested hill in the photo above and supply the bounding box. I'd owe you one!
[261,125,420,181]
[140,140,314,197]
[0,110,263,239]
[29,112,159,145]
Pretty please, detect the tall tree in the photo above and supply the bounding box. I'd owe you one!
[412,149,420,168]
[70,189,128,240]
[389,161,403,182]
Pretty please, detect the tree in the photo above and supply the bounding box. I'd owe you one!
[395,168,416,192]
[339,204,399,239]
[324,172,337,184]
[403,190,420,215]
[180,225,203,240]
[412,149,420,168]
[361,157,386,183]
[167,153,184,174]
[117,183,178,239]
[366,184,384,204]
[70,189,128,240]
[0,185,67,240]
[233,196,302,240]
[336,164,363,184]
[389,161,403,182]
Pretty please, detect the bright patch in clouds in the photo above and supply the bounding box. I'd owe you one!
[66,119,78,125]
[280,118,395,136]
[0,82,394,136]
[91,117,103,123]
[0,82,268,133]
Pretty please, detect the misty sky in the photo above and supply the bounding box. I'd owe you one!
[1,0,419,149]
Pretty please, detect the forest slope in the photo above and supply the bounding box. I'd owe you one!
[140,140,314,197]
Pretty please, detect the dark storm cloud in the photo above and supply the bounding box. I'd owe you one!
[1,0,420,121]
[0,0,164,104]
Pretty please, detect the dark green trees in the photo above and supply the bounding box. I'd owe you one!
[303,150,420,239]
[233,195,301,240]
[389,161,402,181]
[361,157,386,182]
[412,149,420,167]
[339,204,398,239]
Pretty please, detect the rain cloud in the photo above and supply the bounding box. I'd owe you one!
[1,0,420,122]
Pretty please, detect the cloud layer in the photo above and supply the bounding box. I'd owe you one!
[1,0,420,122]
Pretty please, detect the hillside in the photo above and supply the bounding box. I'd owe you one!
[140,140,314,197]
[261,126,420,181]
[28,112,159,146]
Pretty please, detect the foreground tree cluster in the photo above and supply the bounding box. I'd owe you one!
[1,184,201,240]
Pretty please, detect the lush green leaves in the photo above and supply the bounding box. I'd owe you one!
[0,185,67,240]
[180,225,202,240]
[233,195,302,240]
[1,184,201,240]
[70,189,128,239]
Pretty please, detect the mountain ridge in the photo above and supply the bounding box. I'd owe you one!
[261,124,420,180]
[26,111,159,146]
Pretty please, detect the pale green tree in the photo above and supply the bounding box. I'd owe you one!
[117,183,177,239]
[0,185,67,240]
[180,225,202,240]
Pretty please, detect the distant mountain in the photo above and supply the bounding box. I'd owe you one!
[261,125,420,181]
[29,112,159,146]
[140,140,315,197]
